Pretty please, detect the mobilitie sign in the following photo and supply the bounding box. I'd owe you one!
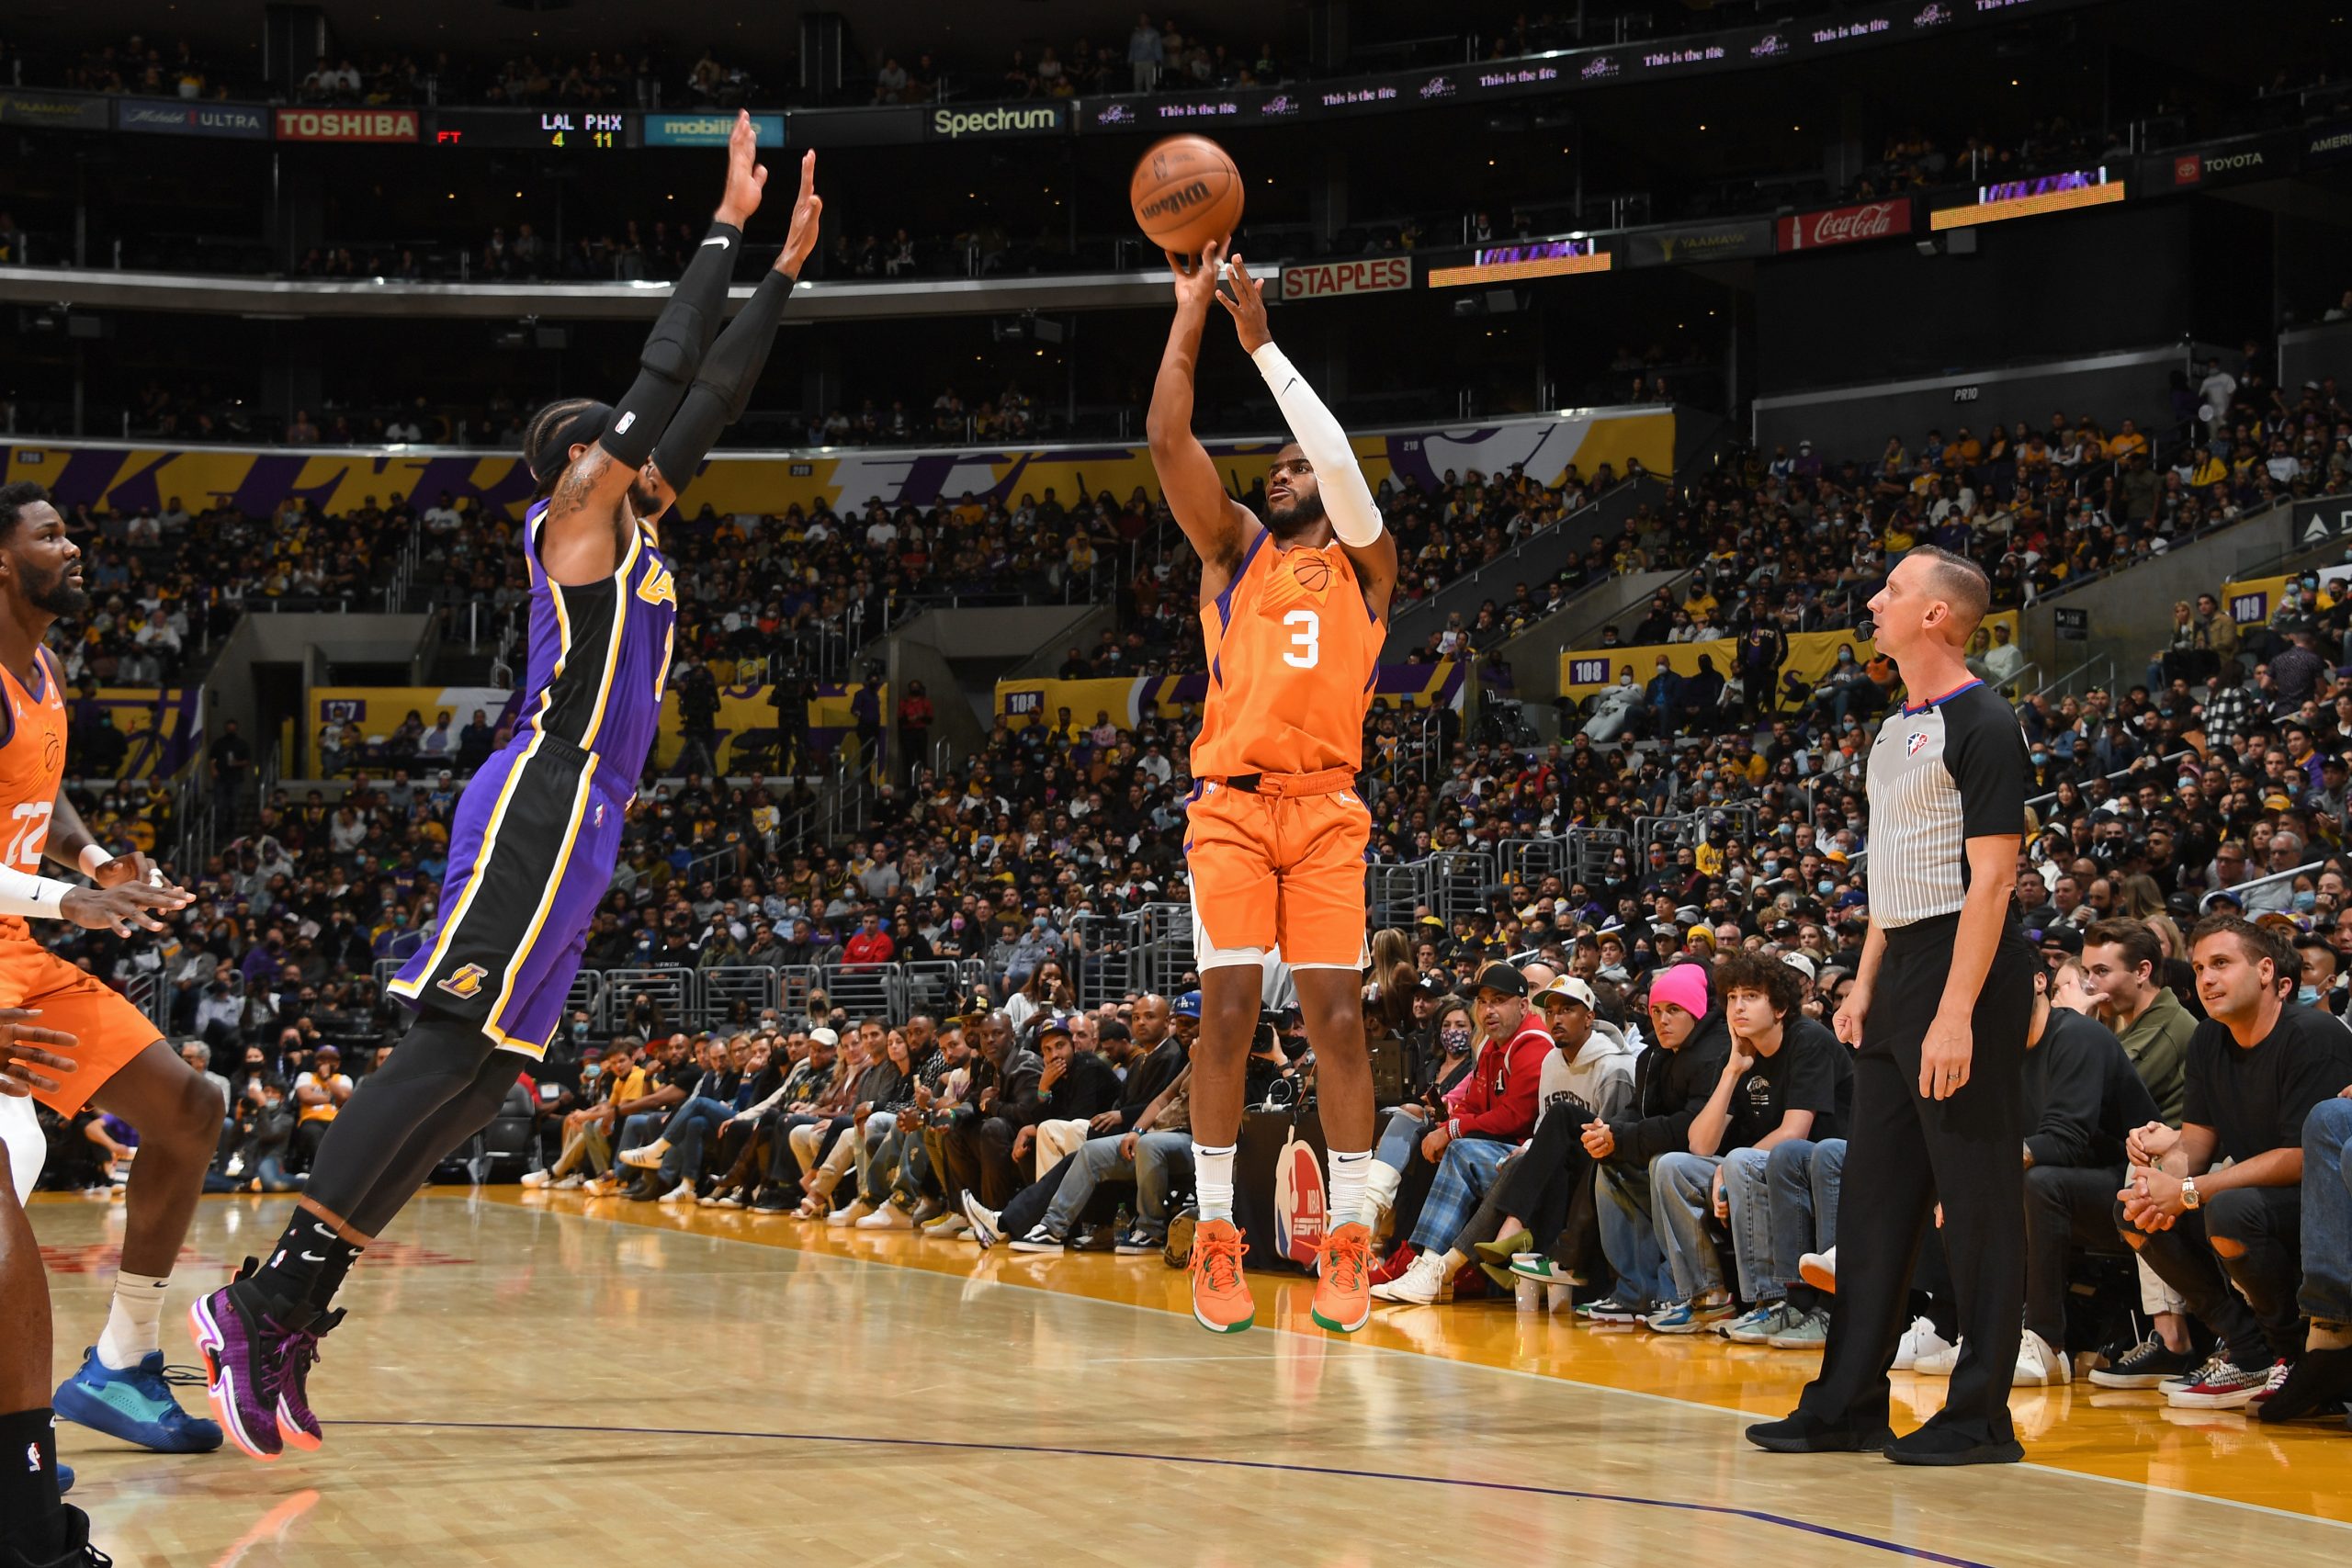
[927,103,1065,140]
[116,96,267,139]
[641,112,785,147]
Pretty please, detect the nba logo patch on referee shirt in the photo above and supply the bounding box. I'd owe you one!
[1908,731,1930,756]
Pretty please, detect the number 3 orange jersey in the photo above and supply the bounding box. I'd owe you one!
[1190,530,1385,780]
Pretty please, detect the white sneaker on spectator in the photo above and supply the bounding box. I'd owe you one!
[1010,1223,1066,1253]
[620,1138,671,1169]
[929,1214,971,1239]
[1911,1337,1964,1376]
[828,1200,876,1228]
[660,1180,695,1204]
[960,1192,1001,1249]
[2015,1328,2071,1386]
[1798,1247,1836,1294]
[919,1210,962,1235]
[520,1169,553,1189]
[856,1203,913,1230]
[554,1173,587,1190]
[1889,1316,1951,1371]
[1370,1251,1452,1305]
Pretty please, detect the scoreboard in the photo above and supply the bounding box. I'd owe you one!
[432,110,629,150]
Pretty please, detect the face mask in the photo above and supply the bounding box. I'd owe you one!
[2299,985,2322,1006]
[583,1064,603,1080]
[2294,890,2319,913]
[1817,879,1836,897]
[1440,1025,1472,1053]
[2030,751,2049,766]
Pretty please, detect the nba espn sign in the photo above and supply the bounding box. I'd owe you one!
[274,108,417,142]
[1281,258,1412,299]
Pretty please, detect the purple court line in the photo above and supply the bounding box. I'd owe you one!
[338,1417,1996,1567]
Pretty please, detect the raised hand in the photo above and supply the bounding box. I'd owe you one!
[777,150,822,276]
[715,109,769,228]
[1215,251,1272,354]
[1166,237,1227,315]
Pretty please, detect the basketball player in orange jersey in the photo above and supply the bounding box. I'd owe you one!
[1147,241,1397,1335]
[0,483,230,1490]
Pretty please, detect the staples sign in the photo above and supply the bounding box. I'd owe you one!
[1774,199,1911,254]
[1280,257,1413,299]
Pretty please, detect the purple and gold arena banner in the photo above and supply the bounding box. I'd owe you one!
[996,661,1463,731]
[67,686,203,780]
[1,411,1672,525]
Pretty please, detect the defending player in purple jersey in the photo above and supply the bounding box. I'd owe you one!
[192,114,824,1463]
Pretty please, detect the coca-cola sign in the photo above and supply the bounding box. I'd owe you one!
[1775,199,1913,253]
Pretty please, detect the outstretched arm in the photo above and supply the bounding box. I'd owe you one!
[544,111,769,578]
[1218,253,1397,619]
[650,152,822,498]
[1146,238,1257,604]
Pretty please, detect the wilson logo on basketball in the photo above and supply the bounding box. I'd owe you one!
[1137,179,1212,220]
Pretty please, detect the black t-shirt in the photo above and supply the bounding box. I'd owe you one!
[1725,1016,1850,1147]
[2183,1004,2352,1163]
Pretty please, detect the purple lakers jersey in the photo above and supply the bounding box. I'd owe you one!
[518,498,678,784]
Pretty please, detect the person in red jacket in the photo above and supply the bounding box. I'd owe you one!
[1371,963,1554,1304]
[842,911,896,968]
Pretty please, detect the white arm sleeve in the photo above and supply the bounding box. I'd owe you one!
[0,864,76,920]
[1250,341,1384,547]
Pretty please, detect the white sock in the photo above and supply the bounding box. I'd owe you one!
[1326,1148,1372,1230]
[96,1269,170,1371]
[1192,1142,1237,1222]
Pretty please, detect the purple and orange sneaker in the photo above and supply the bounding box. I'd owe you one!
[188,1273,306,1462]
[274,1307,344,1453]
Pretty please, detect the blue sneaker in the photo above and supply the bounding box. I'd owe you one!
[57,1461,73,1495]
[1645,1296,1736,1335]
[53,1347,224,1453]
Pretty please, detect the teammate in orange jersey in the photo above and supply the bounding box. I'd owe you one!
[0,483,228,1476]
[1146,242,1397,1335]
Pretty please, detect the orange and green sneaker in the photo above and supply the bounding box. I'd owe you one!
[1189,1218,1256,1334]
[1311,1221,1373,1333]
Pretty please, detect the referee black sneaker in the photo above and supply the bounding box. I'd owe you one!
[1745,1413,1895,1454]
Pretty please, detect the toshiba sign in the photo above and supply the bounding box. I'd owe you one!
[1281,258,1413,299]
[1774,199,1911,254]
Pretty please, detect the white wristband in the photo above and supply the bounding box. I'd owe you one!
[80,845,114,878]
[0,864,77,919]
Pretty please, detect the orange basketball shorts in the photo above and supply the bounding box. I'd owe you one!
[0,940,167,1117]
[1184,775,1371,970]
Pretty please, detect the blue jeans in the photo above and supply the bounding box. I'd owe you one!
[1410,1137,1513,1252]
[1374,1105,1428,1171]
[1652,1151,1727,1302]
[1043,1131,1192,1239]
[2302,1098,2352,1325]
[657,1097,735,1182]
[1596,1157,1673,1310]
[1723,1138,1844,1303]
[618,1111,666,1155]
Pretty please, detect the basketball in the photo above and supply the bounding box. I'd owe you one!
[1129,134,1244,256]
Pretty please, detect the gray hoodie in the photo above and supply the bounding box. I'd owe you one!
[1534,1019,1638,1130]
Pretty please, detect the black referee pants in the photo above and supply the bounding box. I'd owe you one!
[1798,915,2035,1448]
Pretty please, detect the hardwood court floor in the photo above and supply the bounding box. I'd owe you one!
[28,1189,2352,1567]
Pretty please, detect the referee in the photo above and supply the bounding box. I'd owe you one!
[1748,546,2036,1466]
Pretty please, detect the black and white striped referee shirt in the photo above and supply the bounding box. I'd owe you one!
[1865,679,2030,928]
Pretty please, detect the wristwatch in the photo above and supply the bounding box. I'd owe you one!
[2179,1178,2201,1211]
